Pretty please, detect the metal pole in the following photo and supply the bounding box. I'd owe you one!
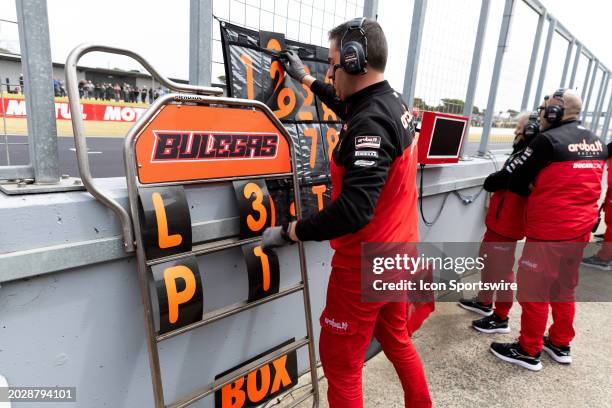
[521,10,546,111]
[601,89,612,143]
[559,38,574,87]
[15,0,59,184]
[1,85,9,165]
[581,57,593,100]
[402,0,427,107]
[363,0,379,19]
[189,0,213,86]
[582,60,598,123]
[591,71,608,133]
[478,0,516,156]
[568,42,582,89]
[461,0,490,157]
[532,17,555,110]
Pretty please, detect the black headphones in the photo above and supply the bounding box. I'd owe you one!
[340,17,368,75]
[523,111,540,140]
[544,88,566,125]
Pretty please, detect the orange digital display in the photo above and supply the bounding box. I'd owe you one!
[135,104,292,184]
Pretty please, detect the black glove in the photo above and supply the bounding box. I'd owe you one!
[261,224,294,250]
[279,50,307,82]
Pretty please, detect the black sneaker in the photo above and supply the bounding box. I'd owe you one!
[472,314,510,334]
[542,336,572,364]
[581,255,611,271]
[490,342,542,371]
[458,298,493,316]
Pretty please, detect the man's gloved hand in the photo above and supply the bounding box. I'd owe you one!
[261,224,294,250]
[279,50,307,82]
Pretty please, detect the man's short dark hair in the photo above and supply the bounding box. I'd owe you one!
[328,18,388,72]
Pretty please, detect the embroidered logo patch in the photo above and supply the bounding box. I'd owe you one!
[354,150,379,158]
[355,136,381,149]
[354,160,376,167]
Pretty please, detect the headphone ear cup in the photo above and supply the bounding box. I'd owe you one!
[340,41,366,75]
[524,122,539,140]
[545,105,563,124]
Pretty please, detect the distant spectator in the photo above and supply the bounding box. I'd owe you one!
[149,87,153,102]
[59,81,66,97]
[141,86,147,103]
[53,78,60,96]
[105,83,113,101]
[131,86,139,103]
[94,82,102,100]
[113,83,121,101]
[85,80,94,99]
[78,80,85,98]
[19,74,23,91]
[4,77,9,94]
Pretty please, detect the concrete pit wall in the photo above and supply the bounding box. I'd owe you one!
[0,155,503,407]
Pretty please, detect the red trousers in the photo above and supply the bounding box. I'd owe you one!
[477,229,517,320]
[517,233,589,356]
[319,268,432,408]
[597,188,612,259]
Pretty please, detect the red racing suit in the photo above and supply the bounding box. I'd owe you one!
[507,120,607,355]
[295,80,431,408]
[477,144,529,319]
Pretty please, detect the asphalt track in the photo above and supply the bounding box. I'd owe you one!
[0,135,125,178]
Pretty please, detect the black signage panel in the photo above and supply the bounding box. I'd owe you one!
[138,186,192,260]
[151,256,203,334]
[233,179,273,238]
[242,241,280,302]
[214,339,298,408]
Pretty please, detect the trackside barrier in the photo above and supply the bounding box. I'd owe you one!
[65,44,319,408]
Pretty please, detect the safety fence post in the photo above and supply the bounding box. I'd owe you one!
[403,0,427,108]
[478,0,516,156]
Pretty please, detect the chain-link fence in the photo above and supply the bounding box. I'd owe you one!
[211,0,364,88]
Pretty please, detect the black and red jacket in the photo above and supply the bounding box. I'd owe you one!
[483,145,528,240]
[507,120,607,241]
[295,80,419,269]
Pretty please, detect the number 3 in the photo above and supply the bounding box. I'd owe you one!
[244,182,268,232]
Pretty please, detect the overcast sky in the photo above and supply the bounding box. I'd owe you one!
[0,0,610,113]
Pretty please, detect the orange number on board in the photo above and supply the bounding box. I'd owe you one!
[239,54,255,100]
[326,127,339,160]
[243,182,267,232]
[253,246,271,292]
[303,127,318,169]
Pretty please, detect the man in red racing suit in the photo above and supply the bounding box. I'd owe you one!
[458,112,536,334]
[262,18,431,408]
[489,89,607,371]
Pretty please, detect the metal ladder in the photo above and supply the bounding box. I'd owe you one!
[65,44,320,408]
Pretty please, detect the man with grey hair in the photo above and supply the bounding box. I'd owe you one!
[459,111,537,334]
[489,89,607,371]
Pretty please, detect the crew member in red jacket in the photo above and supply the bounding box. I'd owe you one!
[458,111,537,333]
[262,18,431,408]
[489,89,607,371]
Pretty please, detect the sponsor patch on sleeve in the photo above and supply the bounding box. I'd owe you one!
[354,150,379,158]
[354,159,376,167]
[355,136,381,149]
